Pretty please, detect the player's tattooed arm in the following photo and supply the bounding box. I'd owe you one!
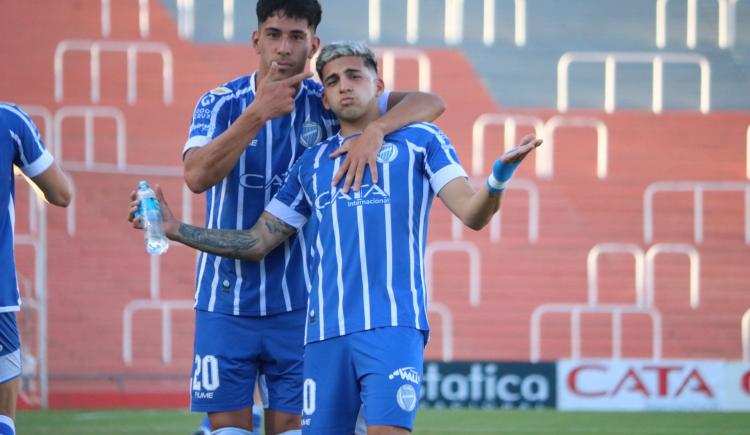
[171,212,297,261]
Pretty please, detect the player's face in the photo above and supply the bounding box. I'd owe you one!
[252,13,320,79]
[321,56,384,123]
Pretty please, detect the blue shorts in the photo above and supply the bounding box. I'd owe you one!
[0,312,21,383]
[301,327,425,434]
[190,308,305,414]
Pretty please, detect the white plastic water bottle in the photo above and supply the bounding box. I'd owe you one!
[136,180,169,256]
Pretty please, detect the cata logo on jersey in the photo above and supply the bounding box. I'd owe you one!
[239,172,287,191]
[300,121,322,147]
[314,183,390,209]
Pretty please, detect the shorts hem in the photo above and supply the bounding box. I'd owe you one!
[363,420,412,431]
[190,400,254,413]
[266,404,302,415]
[0,373,20,384]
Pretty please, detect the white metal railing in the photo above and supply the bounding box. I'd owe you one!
[645,243,701,309]
[53,106,127,170]
[471,114,545,176]
[743,308,750,361]
[101,0,150,38]
[54,40,174,105]
[471,113,609,181]
[656,0,740,49]
[746,124,749,179]
[557,52,711,114]
[428,302,454,361]
[368,0,525,46]
[587,242,701,310]
[530,304,663,362]
[425,241,481,306]
[376,48,432,93]
[644,181,750,244]
[122,299,195,365]
[540,115,609,180]
[177,0,237,40]
[450,179,539,243]
[587,243,646,307]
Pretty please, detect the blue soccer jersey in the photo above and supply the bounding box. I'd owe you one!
[183,73,340,317]
[267,122,467,343]
[0,103,54,312]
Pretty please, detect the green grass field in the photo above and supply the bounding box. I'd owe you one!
[15,408,750,434]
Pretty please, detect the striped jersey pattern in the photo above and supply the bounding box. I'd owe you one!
[184,73,339,317]
[267,122,468,343]
[0,103,54,312]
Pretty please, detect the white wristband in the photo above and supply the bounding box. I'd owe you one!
[486,173,506,192]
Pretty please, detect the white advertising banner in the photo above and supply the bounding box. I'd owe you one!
[558,360,723,411]
[722,362,750,411]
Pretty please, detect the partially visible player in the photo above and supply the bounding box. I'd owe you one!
[130,41,539,434]
[1,103,72,435]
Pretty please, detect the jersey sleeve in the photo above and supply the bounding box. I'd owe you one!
[7,107,54,178]
[422,124,468,194]
[182,87,235,158]
[265,154,312,229]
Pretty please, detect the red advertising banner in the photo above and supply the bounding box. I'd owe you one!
[558,360,723,411]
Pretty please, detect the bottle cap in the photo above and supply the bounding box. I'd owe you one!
[138,180,150,190]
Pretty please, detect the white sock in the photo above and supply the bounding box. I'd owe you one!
[0,415,14,435]
[211,428,254,435]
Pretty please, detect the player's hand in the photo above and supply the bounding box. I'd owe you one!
[127,190,143,229]
[330,124,383,193]
[253,62,313,121]
[127,185,180,238]
[497,134,542,175]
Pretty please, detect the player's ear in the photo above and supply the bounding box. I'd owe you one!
[309,35,321,59]
[322,90,331,110]
[252,30,260,53]
[375,77,385,97]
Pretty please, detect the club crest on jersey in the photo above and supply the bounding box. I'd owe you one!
[376,142,399,163]
[396,384,417,412]
[210,86,232,96]
[300,121,322,148]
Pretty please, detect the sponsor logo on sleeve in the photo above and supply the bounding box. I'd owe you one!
[210,86,232,96]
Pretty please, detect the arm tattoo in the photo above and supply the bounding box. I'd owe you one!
[176,224,261,260]
[264,215,297,236]
[173,212,296,261]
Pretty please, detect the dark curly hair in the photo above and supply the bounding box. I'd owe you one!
[256,0,322,31]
